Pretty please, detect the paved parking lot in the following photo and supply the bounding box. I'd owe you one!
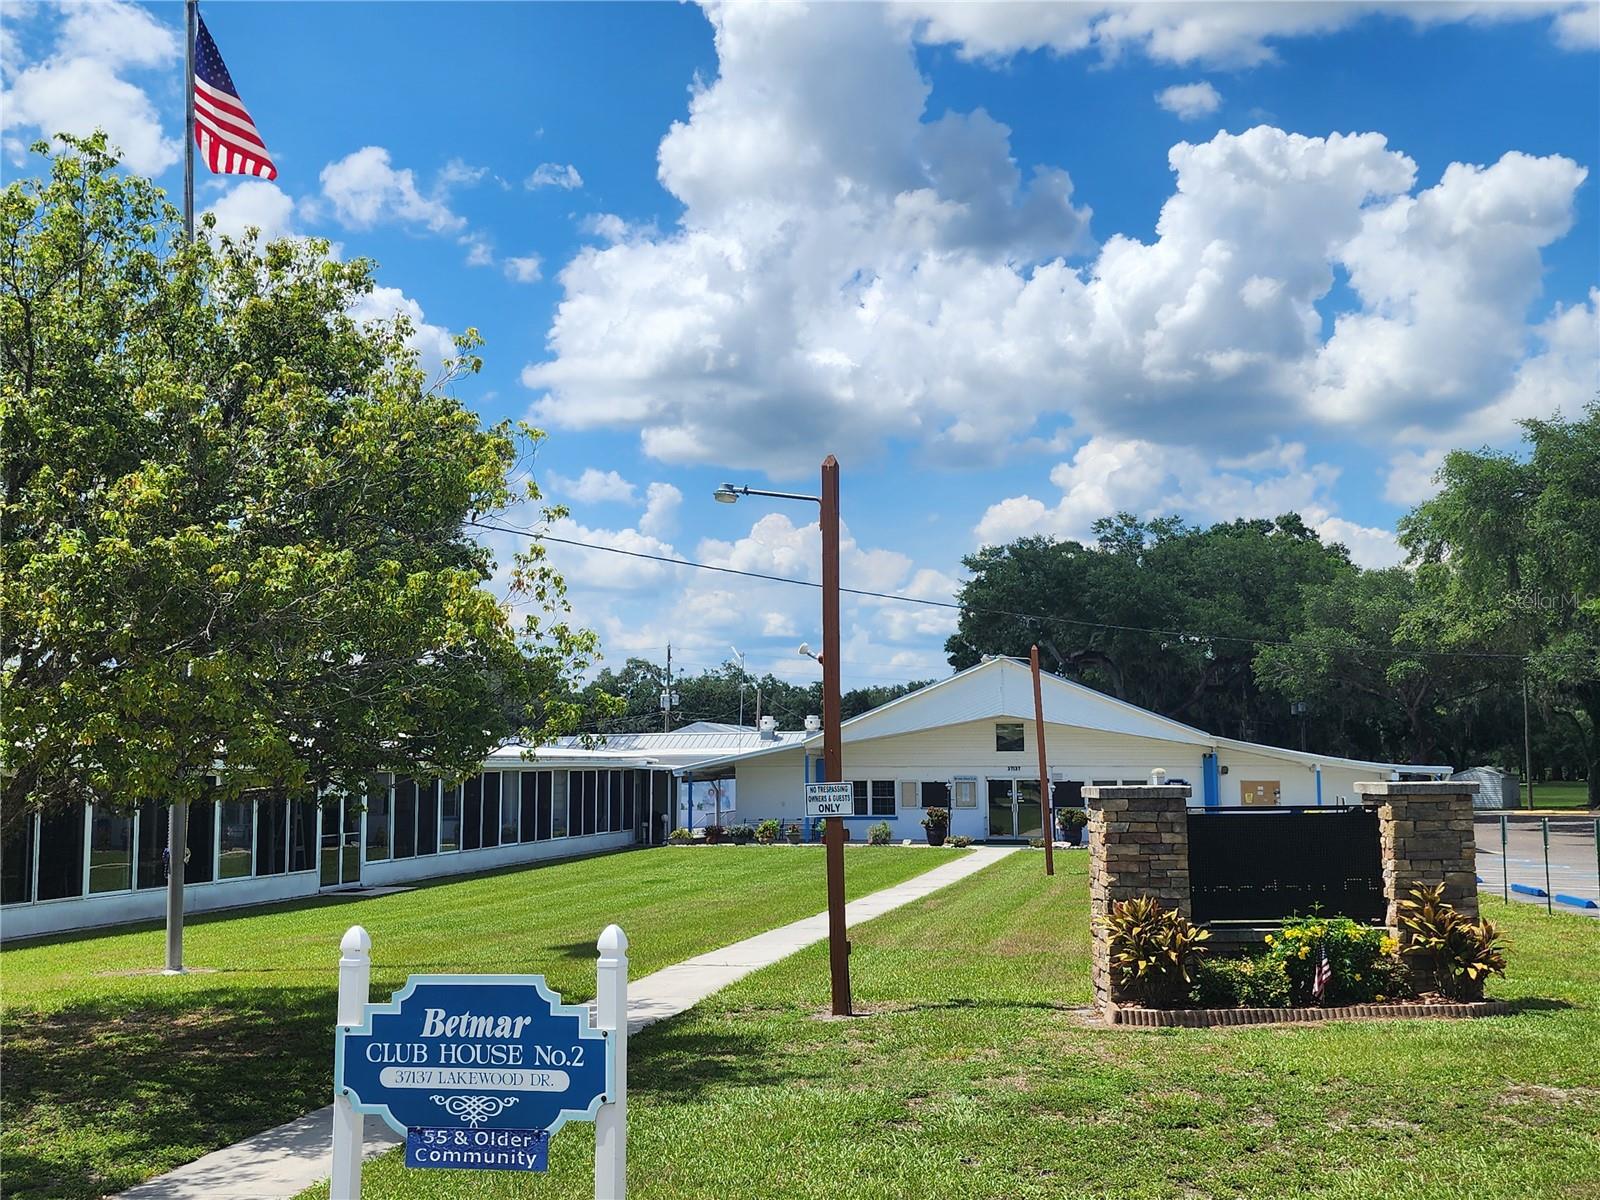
[1475,815,1599,917]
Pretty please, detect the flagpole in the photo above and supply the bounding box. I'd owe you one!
[166,0,198,976]
[184,0,196,240]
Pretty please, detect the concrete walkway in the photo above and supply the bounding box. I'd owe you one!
[118,845,1017,1200]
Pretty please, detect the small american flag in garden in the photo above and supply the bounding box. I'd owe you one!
[1312,945,1333,1003]
[193,14,278,179]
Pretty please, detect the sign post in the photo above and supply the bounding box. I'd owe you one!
[331,924,628,1199]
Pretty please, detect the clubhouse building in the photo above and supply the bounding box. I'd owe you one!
[0,657,1445,938]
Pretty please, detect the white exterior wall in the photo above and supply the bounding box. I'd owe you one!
[731,719,1209,841]
[0,869,321,940]
[362,831,632,886]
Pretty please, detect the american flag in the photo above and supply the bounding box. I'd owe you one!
[193,14,277,180]
[1312,944,1333,1003]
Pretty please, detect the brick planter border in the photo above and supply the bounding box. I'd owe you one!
[1108,999,1512,1028]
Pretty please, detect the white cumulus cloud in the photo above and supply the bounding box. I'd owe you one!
[527,162,584,190]
[504,254,544,283]
[1156,81,1222,119]
[319,147,465,233]
[549,468,638,505]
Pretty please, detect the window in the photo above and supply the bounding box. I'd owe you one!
[901,782,918,809]
[187,801,216,883]
[584,771,599,835]
[417,782,439,856]
[1,814,35,905]
[551,771,568,838]
[365,777,392,862]
[481,773,502,848]
[1051,781,1083,811]
[870,780,896,817]
[920,781,952,808]
[256,795,289,875]
[136,802,167,890]
[1121,778,1145,786]
[88,804,134,893]
[521,772,546,842]
[952,780,978,809]
[608,771,624,834]
[440,785,460,852]
[289,799,316,871]
[851,780,869,817]
[1091,779,1118,787]
[35,805,86,901]
[393,779,418,859]
[462,775,483,851]
[519,772,539,843]
[219,801,254,879]
[500,773,519,844]
[995,723,1025,752]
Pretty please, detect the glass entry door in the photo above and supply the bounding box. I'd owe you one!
[320,795,361,887]
[987,779,1044,839]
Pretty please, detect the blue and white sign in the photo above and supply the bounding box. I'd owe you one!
[335,975,611,1139]
[405,1126,549,1172]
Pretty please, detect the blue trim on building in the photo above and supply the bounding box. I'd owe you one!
[1315,765,1323,806]
[1202,753,1220,808]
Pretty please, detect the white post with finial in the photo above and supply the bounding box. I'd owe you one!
[594,924,628,1200]
[331,925,371,1200]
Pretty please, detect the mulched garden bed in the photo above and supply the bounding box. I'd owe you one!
[1107,998,1512,1027]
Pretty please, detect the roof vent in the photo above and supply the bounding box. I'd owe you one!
[759,715,778,741]
[804,714,821,733]
[1149,768,1168,786]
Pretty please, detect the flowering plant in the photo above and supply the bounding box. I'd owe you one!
[1261,913,1401,1005]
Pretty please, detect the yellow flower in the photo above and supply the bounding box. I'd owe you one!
[1376,994,1387,1002]
[1380,936,1399,956]
[1354,973,1362,981]
[1264,934,1275,945]
[1299,946,1310,959]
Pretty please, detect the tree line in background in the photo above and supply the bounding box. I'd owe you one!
[569,405,1596,808]
[947,405,1598,806]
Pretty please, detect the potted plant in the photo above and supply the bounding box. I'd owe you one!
[920,807,950,847]
[784,821,802,844]
[1056,808,1087,845]
[755,818,781,845]
[702,824,726,845]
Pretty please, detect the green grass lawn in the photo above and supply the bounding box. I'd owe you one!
[305,851,1600,1200]
[1,845,962,1200]
[1528,780,1594,810]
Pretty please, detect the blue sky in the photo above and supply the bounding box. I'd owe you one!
[4,1,1597,692]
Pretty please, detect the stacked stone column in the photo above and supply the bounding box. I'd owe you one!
[1354,781,1481,930]
[1085,784,1192,1010]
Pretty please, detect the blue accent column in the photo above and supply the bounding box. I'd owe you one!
[686,778,694,832]
[1315,765,1323,806]
[1202,753,1220,808]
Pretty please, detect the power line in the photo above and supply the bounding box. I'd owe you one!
[467,517,1527,664]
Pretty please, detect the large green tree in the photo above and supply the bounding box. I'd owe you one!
[1398,404,1600,805]
[947,514,1353,745]
[1,136,598,838]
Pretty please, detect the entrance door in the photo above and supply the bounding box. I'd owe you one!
[987,779,1043,839]
[320,795,362,887]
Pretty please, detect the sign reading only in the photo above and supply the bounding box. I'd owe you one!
[805,782,857,817]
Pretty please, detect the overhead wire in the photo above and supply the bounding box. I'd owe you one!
[466,517,1528,664]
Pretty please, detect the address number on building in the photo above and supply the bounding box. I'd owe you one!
[805,782,855,817]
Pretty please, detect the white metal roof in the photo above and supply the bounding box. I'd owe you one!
[668,657,1452,778]
[493,728,808,771]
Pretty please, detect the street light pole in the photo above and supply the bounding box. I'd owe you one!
[713,458,852,1016]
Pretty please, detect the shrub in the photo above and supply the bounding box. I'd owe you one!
[920,807,949,831]
[1056,808,1088,831]
[728,823,756,845]
[868,821,892,845]
[754,819,781,845]
[668,827,694,845]
[1190,956,1291,1008]
[785,822,802,844]
[702,824,727,845]
[1262,914,1396,1005]
[1028,836,1047,849]
[948,835,973,848]
[1396,884,1509,1001]
[1101,896,1210,1008]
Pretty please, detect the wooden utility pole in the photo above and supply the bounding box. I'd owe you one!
[821,455,851,1016]
[1031,645,1054,877]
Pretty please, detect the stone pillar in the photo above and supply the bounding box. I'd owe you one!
[1354,781,1480,931]
[1085,784,1192,1010]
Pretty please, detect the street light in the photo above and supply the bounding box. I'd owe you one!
[712,456,851,1016]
